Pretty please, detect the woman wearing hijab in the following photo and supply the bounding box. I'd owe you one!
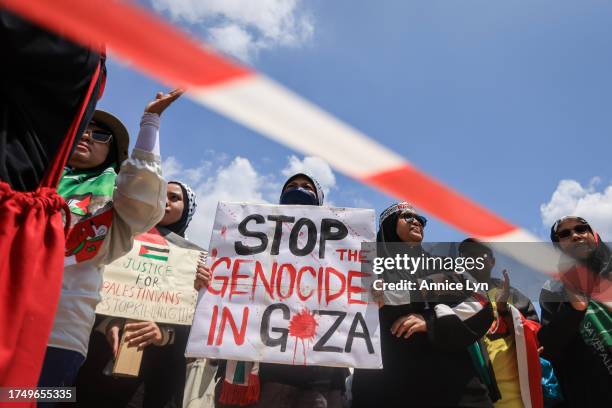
[199,173,348,408]
[255,174,348,408]
[538,216,612,407]
[73,180,203,407]
[353,202,495,408]
[38,90,182,390]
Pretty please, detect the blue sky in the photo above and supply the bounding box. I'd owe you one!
[98,0,612,251]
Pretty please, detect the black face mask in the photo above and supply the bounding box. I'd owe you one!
[279,187,318,205]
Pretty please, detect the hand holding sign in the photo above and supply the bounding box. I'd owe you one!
[195,263,211,291]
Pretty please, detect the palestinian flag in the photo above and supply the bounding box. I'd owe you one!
[66,193,92,216]
[510,305,544,408]
[136,228,170,261]
[139,244,169,261]
[219,361,260,406]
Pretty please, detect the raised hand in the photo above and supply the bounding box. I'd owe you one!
[145,88,184,116]
[496,269,510,314]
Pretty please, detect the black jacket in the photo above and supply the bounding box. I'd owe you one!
[539,288,612,407]
[354,260,495,407]
[538,240,612,407]
[0,10,101,191]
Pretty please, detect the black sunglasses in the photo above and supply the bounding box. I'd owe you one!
[556,224,591,239]
[84,125,113,144]
[401,212,427,227]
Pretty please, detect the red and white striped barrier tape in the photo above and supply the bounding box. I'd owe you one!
[0,0,571,276]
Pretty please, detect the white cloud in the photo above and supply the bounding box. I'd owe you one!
[352,197,374,210]
[162,155,336,248]
[540,178,612,239]
[281,155,336,198]
[161,156,182,180]
[208,24,256,62]
[162,157,211,185]
[151,0,314,61]
[188,157,269,247]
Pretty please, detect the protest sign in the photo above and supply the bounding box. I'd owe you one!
[186,202,381,368]
[96,227,202,325]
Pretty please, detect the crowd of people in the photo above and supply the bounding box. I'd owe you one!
[1,10,610,408]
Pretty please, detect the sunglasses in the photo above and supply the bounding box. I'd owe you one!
[401,212,427,228]
[556,224,591,239]
[83,128,113,144]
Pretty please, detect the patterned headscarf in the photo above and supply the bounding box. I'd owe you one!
[164,181,197,237]
[379,201,417,227]
[377,201,427,244]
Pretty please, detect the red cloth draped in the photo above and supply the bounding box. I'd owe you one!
[0,62,101,398]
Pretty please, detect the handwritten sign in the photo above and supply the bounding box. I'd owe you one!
[96,228,202,325]
[186,202,381,368]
